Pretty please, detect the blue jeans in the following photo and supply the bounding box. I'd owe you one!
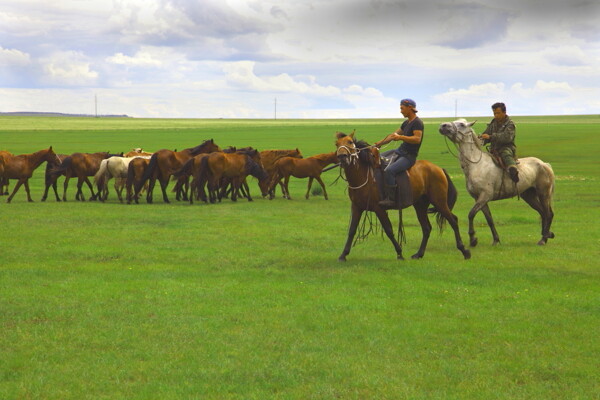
[382,150,416,186]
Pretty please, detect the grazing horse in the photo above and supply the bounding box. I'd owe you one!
[94,156,152,202]
[52,152,121,201]
[126,157,150,204]
[335,131,470,261]
[41,153,69,201]
[439,119,555,246]
[135,139,221,203]
[269,151,338,200]
[1,147,59,203]
[201,151,268,203]
[258,149,303,198]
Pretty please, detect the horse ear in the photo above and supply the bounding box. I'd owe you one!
[335,131,346,139]
[468,120,477,127]
[349,131,355,139]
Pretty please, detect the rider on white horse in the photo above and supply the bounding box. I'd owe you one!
[480,102,519,183]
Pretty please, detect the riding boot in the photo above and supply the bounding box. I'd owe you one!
[508,165,519,183]
[378,184,397,209]
[396,172,413,208]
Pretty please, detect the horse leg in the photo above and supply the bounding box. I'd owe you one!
[521,188,554,245]
[62,175,70,201]
[84,177,96,201]
[315,175,328,200]
[23,179,33,202]
[433,201,471,260]
[339,206,364,262]
[468,199,489,247]
[374,208,404,260]
[6,179,24,203]
[480,204,500,245]
[283,176,291,200]
[242,180,252,202]
[146,177,156,203]
[115,179,123,203]
[410,202,432,259]
[305,177,314,199]
[159,177,170,203]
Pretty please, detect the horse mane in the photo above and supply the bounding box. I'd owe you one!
[188,139,214,154]
[354,139,375,165]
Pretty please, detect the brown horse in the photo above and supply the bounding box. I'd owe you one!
[126,157,150,204]
[51,152,122,201]
[1,147,59,203]
[135,139,221,203]
[200,150,268,203]
[269,151,338,200]
[258,149,303,198]
[123,148,153,157]
[172,153,211,204]
[41,153,69,201]
[0,151,11,195]
[335,132,470,261]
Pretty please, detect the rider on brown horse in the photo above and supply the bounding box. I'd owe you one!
[374,98,423,209]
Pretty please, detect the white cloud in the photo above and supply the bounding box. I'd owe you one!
[41,52,98,86]
[0,46,31,66]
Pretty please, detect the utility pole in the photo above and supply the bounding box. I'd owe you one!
[95,94,98,118]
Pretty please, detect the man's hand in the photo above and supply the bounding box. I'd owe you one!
[480,133,490,140]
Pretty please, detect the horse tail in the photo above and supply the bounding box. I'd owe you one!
[136,152,157,193]
[49,155,72,176]
[428,168,457,231]
[94,159,108,187]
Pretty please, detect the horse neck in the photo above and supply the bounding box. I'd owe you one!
[313,152,337,167]
[28,149,53,168]
[457,135,484,167]
[342,159,372,186]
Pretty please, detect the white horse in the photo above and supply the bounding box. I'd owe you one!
[94,156,151,202]
[439,119,555,246]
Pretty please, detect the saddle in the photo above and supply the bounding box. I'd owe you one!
[375,153,413,209]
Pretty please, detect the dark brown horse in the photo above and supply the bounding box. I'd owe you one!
[259,148,303,198]
[1,147,59,203]
[200,150,268,203]
[335,132,470,261]
[172,153,211,204]
[51,152,122,201]
[126,157,150,204]
[269,151,338,200]
[135,139,221,203]
[41,153,69,201]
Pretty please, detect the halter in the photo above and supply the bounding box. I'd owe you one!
[444,121,483,164]
[335,142,375,190]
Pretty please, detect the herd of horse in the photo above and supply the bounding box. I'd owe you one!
[1,119,556,261]
[0,140,338,206]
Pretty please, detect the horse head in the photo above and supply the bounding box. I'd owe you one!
[335,131,359,167]
[438,119,477,144]
[44,146,62,164]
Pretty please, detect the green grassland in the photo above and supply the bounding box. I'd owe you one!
[0,115,599,399]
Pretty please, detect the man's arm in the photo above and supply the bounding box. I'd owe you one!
[375,128,402,148]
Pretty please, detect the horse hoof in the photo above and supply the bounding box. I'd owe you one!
[397,254,404,260]
[548,232,555,239]
[537,239,547,246]
[411,253,422,259]
[338,256,347,262]
[470,238,478,247]
[492,240,500,246]
[463,250,472,260]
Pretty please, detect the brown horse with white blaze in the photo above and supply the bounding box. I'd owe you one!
[1,147,59,203]
[335,131,470,261]
[269,151,338,200]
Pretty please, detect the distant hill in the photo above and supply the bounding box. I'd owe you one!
[0,111,131,118]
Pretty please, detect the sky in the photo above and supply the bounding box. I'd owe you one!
[1,0,599,118]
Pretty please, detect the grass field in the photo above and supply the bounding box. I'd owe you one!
[1,115,599,399]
